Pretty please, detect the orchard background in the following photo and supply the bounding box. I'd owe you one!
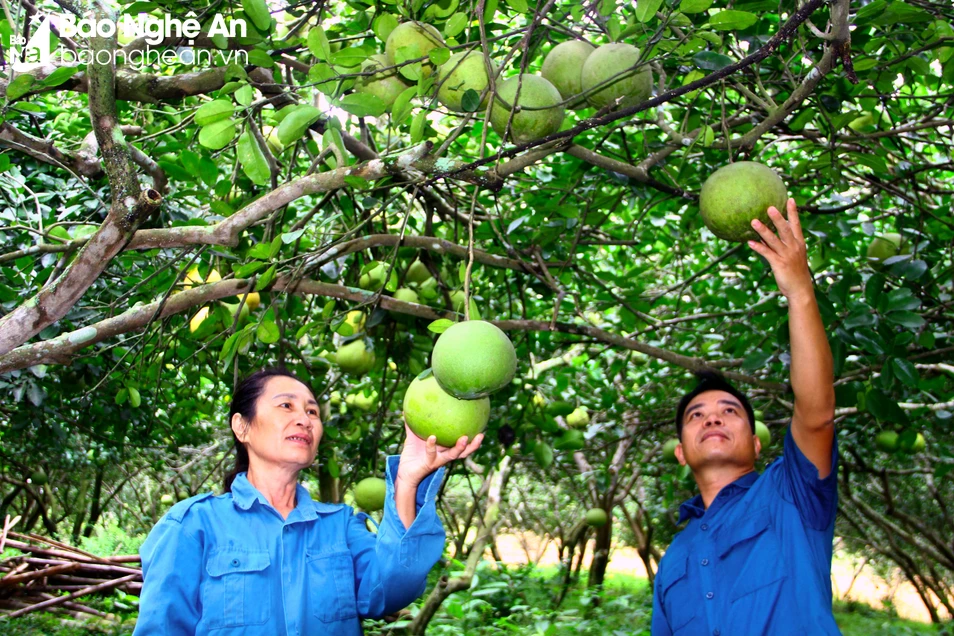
[0,0,952,632]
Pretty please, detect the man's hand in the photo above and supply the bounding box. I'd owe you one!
[746,198,813,301]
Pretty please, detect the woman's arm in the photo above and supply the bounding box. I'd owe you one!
[133,516,203,634]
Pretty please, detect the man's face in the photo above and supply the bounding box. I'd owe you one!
[675,390,759,470]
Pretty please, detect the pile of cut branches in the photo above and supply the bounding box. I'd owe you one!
[0,515,141,620]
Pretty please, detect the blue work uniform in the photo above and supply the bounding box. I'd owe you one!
[134,457,445,635]
[651,427,839,635]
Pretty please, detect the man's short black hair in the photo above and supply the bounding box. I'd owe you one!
[675,370,756,440]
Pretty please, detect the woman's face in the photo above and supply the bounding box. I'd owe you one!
[232,375,323,473]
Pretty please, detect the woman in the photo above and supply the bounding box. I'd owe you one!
[134,367,483,635]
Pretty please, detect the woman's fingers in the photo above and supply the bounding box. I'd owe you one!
[767,206,796,245]
[751,214,783,253]
[786,199,804,243]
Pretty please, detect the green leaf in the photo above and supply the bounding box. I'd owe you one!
[257,320,281,344]
[194,99,235,126]
[680,0,713,13]
[237,131,271,186]
[864,273,885,308]
[445,12,469,38]
[40,67,79,88]
[247,49,275,68]
[889,259,928,281]
[885,311,925,329]
[338,93,387,118]
[128,387,142,408]
[277,105,322,146]
[636,0,663,22]
[461,89,481,113]
[6,74,35,101]
[373,13,399,42]
[232,261,266,278]
[741,350,772,371]
[242,0,272,32]
[891,358,920,388]
[308,26,332,61]
[852,329,885,354]
[391,86,417,125]
[115,388,128,405]
[281,229,305,244]
[505,0,528,11]
[709,10,759,30]
[428,319,454,333]
[692,51,734,71]
[865,389,909,425]
[198,119,237,150]
[428,47,451,66]
[220,331,241,364]
[410,110,427,143]
[882,288,920,312]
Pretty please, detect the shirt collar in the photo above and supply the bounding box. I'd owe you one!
[230,472,340,519]
[677,470,759,524]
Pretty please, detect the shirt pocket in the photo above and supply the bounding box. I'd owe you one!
[307,549,359,623]
[716,506,787,605]
[203,550,271,629]
[660,547,704,634]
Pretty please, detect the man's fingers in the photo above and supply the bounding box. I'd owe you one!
[426,435,438,462]
[459,433,484,458]
[747,238,775,263]
[787,198,804,243]
[751,217,783,252]
[766,206,795,245]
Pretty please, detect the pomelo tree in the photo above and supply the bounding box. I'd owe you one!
[0,0,952,626]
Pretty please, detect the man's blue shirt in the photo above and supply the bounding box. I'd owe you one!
[133,457,445,635]
[651,427,839,635]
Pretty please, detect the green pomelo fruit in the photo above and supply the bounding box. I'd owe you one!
[385,21,445,79]
[755,420,772,448]
[566,407,589,428]
[359,261,397,290]
[540,40,595,110]
[336,339,376,375]
[585,508,608,527]
[699,161,789,242]
[489,75,565,143]
[900,431,926,454]
[406,260,431,284]
[875,430,899,453]
[160,494,175,506]
[30,470,48,486]
[450,290,481,319]
[355,54,408,109]
[403,373,490,447]
[344,310,366,334]
[866,233,911,267]
[393,287,419,303]
[662,438,680,464]
[580,43,652,109]
[554,429,585,451]
[437,51,492,112]
[345,390,378,412]
[432,320,517,399]
[353,477,387,511]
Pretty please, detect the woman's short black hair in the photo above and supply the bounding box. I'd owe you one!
[675,370,755,440]
[223,367,310,492]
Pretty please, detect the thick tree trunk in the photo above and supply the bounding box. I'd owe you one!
[82,468,105,538]
[587,518,612,587]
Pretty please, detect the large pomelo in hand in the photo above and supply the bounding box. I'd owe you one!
[355,54,407,109]
[353,477,386,511]
[432,320,517,399]
[699,162,789,242]
[385,21,445,79]
[403,372,490,447]
[541,40,595,109]
[437,51,492,112]
[490,75,565,143]
[580,43,652,109]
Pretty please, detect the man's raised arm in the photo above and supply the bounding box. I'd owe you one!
[748,199,836,477]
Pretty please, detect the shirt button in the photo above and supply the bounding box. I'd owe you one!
[700,523,709,531]
[231,559,239,567]
[706,592,714,600]
[701,558,709,566]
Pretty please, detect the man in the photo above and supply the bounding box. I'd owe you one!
[651,200,839,635]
